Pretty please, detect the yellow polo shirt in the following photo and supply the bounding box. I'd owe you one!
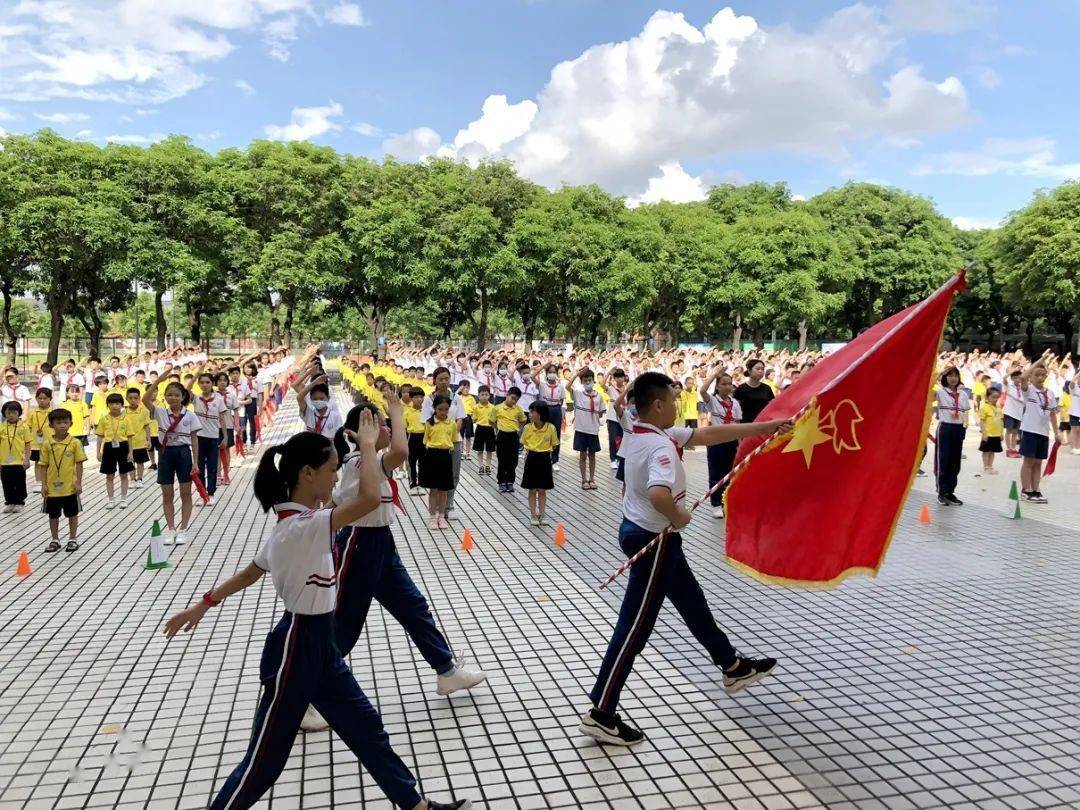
[39,436,86,496]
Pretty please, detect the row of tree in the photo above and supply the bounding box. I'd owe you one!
[1,130,1076,365]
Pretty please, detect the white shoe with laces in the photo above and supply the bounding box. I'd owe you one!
[105,498,115,510]
[173,530,189,545]
[712,506,724,519]
[552,463,560,472]
[300,705,329,732]
[435,655,489,696]
[609,460,619,469]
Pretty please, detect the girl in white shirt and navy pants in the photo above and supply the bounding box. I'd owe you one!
[934,366,970,506]
[163,418,470,810]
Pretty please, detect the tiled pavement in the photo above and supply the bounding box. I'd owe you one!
[0,391,1077,809]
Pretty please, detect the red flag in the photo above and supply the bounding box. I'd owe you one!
[190,469,210,503]
[1043,440,1061,476]
[724,271,967,587]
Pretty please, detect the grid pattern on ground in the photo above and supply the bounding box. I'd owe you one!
[0,389,1076,809]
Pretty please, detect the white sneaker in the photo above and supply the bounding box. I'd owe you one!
[610,460,619,469]
[119,497,128,510]
[12,504,24,514]
[300,705,329,732]
[207,494,216,506]
[105,498,115,510]
[435,660,489,696]
[712,506,724,519]
[2,505,12,514]
[30,482,40,494]
[162,529,177,546]
[552,463,560,471]
[530,515,540,527]
[173,530,188,545]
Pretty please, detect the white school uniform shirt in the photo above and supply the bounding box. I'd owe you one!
[702,392,742,426]
[615,410,637,460]
[59,371,86,391]
[622,423,695,534]
[152,406,202,446]
[538,380,566,408]
[193,393,226,438]
[332,450,397,527]
[420,392,466,423]
[302,404,343,439]
[603,385,625,422]
[515,374,538,410]
[0,383,31,411]
[1070,380,1080,418]
[37,373,56,394]
[228,382,247,411]
[986,368,1003,385]
[1019,386,1056,436]
[490,372,513,399]
[1002,381,1025,420]
[935,388,970,425]
[254,504,337,615]
[571,384,604,435]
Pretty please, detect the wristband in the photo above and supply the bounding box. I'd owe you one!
[202,589,221,607]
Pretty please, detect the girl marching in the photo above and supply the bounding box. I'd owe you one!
[163,412,471,810]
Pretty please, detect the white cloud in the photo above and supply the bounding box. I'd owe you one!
[951,215,1000,230]
[627,162,707,207]
[0,125,6,138]
[264,100,343,140]
[383,126,441,161]
[913,137,1080,180]
[972,65,1000,89]
[0,108,18,121]
[235,79,256,96]
[34,111,90,122]
[352,121,381,137]
[105,132,165,144]
[134,107,159,116]
[326,3,366,26]
[886,0,992,34]
[75,128,92,138]
[0,0,321,103]
[396,6,971,202]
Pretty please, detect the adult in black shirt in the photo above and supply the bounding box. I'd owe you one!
[733,358,774,423]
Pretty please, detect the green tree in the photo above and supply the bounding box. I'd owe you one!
[707,181,792,224]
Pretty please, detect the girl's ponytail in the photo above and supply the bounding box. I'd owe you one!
[253,433,334,511]
[335,404,379,468]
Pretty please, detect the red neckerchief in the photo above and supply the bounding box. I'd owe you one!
[313,412,327,434]
[718,397,734,424]
[276,508,303,522]
[633,423,684,459]
[198,395,216,419]
[6,384,17,400]
[351,454,404,512]
[1035,387,1048,413]
[161,411,185,446]
[946,388,961,415]
[545,383,561,404]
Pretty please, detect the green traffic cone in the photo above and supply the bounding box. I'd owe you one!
[1002,481,1021,520]
[144,520,172,570]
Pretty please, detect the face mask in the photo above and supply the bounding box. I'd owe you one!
[628,405,638,418]
[546,373,558,383]
[583,382,594,393]
[313,400,329,412]
[498,369,508,378]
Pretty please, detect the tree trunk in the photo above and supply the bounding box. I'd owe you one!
[154,288,166,350]
[1,282,16,367]
[189,306,202,345]
[1023,321,1034,357]
[476,287,489,351]
[283,300,295,350]
[523,312,536,345]
[797,320,808,351]
[268,294,281,347]
[732,312,742,351]
[47,300,64,366]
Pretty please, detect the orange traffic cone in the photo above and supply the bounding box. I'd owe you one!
[15,551,31,578]
[919,504,931,525]
[460,528,474,552]
[553,523,566,548]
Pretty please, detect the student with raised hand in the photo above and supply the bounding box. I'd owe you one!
[164,412,471,810]
[580,372,791,748]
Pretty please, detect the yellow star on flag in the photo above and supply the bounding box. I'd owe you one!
[782,402,832,468]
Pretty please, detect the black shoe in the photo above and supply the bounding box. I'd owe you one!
[937,494,950,505]
[1031,491,1048,504]
[723,657,778,695]
[579,708,645,746]
[916,468,927,477]
[945,494,963,505]
[427,800,472,810]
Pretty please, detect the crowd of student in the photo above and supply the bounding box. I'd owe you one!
[2,339,1073,809]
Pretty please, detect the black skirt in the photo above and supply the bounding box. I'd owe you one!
[421,448,453,490]
[521,450,554,490]
[978,436,1002,453]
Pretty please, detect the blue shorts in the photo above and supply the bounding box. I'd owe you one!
[1003,415,1021,430]
[1070,415,1079,427]
[573,431,601,453]
[157,445,193,485]
[1019,431,1049,460]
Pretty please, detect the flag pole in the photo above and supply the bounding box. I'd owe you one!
[597,399,814,591]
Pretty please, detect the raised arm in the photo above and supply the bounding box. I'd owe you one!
[382,388,408,469]
[331,410,384,530]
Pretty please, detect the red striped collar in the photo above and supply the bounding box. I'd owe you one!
[274,502,311,522]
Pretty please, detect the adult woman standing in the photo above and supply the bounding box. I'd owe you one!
[732,359,774,424]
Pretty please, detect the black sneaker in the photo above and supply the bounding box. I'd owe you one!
[722,657,778,695]
[1021,491,1035,502]
[916,468,927,477]
[1030,491,1048,504]
[578,708,645,746]
[937,494,950,505]
[945,494,963,505]
[427,800,472,810]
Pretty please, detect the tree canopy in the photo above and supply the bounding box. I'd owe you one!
[1,129,1075,364]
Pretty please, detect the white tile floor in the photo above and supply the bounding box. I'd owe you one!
[1,389,1077,808]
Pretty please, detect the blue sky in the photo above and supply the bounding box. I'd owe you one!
[1,0,1078,227]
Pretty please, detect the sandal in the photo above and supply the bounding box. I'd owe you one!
[581,481,589,490]
[587,480,598,490]
[45,541,61,553]
[64,540,79,552]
